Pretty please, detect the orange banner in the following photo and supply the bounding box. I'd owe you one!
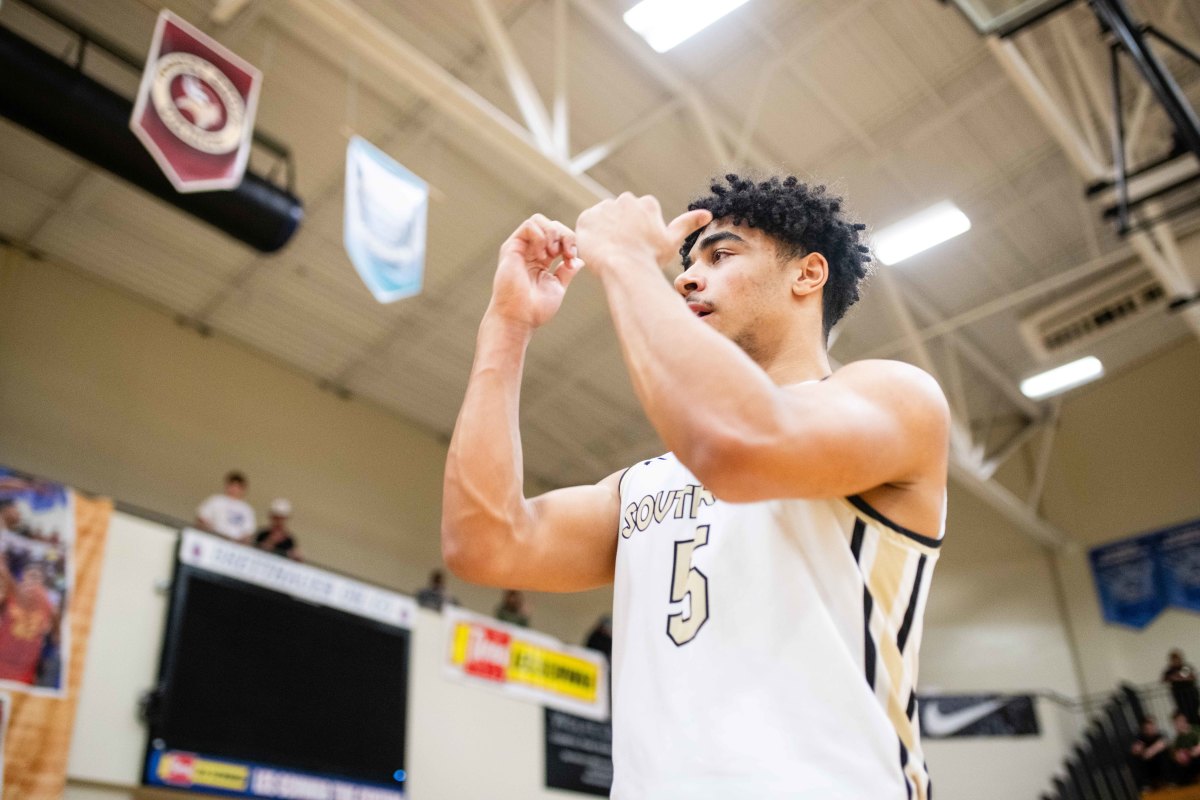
[2,492,110,799]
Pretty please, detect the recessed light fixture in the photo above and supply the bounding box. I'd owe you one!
[873,201,971,265]
[1020,356,1104,399]
[623,0,753,53]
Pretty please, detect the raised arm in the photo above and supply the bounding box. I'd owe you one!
[442,216,621,592]
[574,194,949,525]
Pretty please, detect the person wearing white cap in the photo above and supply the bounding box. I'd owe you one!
[252,498,302,561]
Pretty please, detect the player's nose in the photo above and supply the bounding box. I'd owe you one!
[673,267,705,296]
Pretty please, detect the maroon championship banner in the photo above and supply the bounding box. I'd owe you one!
[130,10,262,192]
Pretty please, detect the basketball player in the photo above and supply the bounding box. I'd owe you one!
[442,175,949,798]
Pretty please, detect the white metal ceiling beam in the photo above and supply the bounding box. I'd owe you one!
[552,0,569,158]
[988,38,1109,182]
[470,0,556,154]
[288,0,609,210]
[569,97,684,174]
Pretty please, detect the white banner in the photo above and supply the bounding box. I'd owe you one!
[442,607,609,721]
[344,137,428,303]
[179,529,414,630]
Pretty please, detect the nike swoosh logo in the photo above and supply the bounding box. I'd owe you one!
[923,698,1009,737]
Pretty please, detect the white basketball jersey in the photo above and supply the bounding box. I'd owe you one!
[611,453,942,799]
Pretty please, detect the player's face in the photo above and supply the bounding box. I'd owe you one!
[226,481,246,500]
[20,568,43,593]
[674,222,795,361]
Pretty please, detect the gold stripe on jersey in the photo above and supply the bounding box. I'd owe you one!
[842,498,940,800]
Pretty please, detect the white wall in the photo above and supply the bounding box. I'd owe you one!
[0,251,611,644]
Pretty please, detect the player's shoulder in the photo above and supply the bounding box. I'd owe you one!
[832,359,946,400]
[829,359,950,426]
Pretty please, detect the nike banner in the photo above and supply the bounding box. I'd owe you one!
[1089,517,1200,628]
[918,694,1039,739]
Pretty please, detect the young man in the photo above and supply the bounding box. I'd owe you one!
[442,175,949,799]
[195,471,255,542]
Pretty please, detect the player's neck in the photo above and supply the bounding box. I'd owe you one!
[759,333,831,385]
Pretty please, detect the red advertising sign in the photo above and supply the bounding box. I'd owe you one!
[130,10,262,193]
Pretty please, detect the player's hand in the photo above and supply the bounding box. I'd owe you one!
[487,214,582,331]
[575,193,712,276]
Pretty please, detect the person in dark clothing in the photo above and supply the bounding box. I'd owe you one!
[1170,710,1200,786]
[253,498,302,561]
[584,615,612,661]
[1130,717,1172,790]
[1164,650,1200,725]
[416,569,458,612]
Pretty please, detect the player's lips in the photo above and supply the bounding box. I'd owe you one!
[687,302,713,318]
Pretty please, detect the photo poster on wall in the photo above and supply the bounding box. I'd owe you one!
[0,468,112,799]
[1089,517,1200,628]
[143,530,415,800]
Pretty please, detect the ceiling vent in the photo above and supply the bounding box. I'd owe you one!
[1019,266,1167,361]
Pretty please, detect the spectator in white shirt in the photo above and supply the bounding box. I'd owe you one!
[195,472,255,542]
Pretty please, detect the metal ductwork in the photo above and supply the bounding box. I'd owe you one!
[0,24,303,253]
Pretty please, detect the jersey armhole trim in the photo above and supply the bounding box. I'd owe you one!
[616,465,634,500]
[846,495,943,549]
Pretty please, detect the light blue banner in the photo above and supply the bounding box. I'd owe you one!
[344,136,428,303]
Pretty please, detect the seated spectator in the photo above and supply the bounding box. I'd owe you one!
[495,590,530,627]
[195,472,255,542]
[584,615,612,661]
[1171,710,1200,786]
[1130,717,1172,790]
[253,499,302,561]
[416,569,457,612]
[1164,650,1200,725]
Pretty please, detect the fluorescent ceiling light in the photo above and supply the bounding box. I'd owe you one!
[1020,356,1104,400]
[873,201,971,265]
[623,0,752,53]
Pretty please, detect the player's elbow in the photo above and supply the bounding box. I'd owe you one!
[681,427,773,503]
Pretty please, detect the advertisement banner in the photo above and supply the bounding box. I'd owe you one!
[442,607,608,721]
[918,693,1040,739]
[344,137,428,303]
[1157,520,1200,614]
[179,529,415,629]
[1089,534,1168,629]
[131,10,262,192]
[544,708,613,797]
[0,470,110,799]
[146,749,404,800]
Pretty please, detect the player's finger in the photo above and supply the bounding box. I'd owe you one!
[516,218,549,258]
[555,255,584,289]
[665,209,713,248]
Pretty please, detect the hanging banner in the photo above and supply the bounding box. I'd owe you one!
[918,693,1040,739]
[1089,517,1200,628]
[0,470,110,799]
[1157,519,1200,614]
[344,136,428,303]
[442,607,608,721]
[544,708,613,797]
[131,10,262,192]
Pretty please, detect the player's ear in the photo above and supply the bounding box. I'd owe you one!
[791,252,828,299]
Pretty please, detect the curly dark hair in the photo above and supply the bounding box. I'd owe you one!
[680,174,872,338]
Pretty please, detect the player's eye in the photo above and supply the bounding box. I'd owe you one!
[712,249,731,263]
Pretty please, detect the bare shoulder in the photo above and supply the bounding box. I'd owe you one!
[826,359,950,422]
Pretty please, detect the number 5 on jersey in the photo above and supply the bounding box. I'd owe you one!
[667,524,710,645]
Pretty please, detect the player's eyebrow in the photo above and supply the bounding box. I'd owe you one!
[683,230,747,268]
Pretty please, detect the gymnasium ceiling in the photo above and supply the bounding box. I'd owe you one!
[1,0,1199,502]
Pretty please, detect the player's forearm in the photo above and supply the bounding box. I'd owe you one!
[442,311,537,575]
[598,260,783,472]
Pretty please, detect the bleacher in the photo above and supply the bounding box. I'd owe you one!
[1042,684,1200,800]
